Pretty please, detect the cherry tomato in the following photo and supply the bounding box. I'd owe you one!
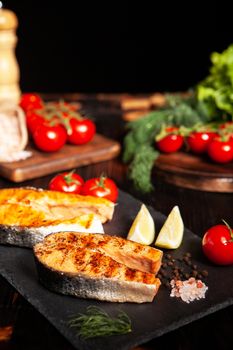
[187,132,217,154]
[67,118,96,145]
[81,175,118,202]
[49,171,84,194]
[207,138,233,163]
[156,132,184,153]
[202,222,233,265]
[19,93,43,111]
[26,110,45,134]
[33,123,67,152]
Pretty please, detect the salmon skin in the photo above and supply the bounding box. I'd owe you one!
[34,231,162,303]
[0,187,114,247]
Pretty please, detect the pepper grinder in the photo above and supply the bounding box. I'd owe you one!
[0,2,21,103]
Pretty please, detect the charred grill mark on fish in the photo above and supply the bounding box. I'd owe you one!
[34,231,162,303]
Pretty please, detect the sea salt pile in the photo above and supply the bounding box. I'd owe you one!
[170,277,208,303]
[0,150,32,162]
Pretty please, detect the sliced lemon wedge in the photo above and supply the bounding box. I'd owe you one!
[155,206,184,249]
[127,204,155,245]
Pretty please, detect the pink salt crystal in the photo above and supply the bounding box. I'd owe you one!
[170,278,208,303]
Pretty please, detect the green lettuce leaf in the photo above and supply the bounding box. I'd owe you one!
[197,44,233,116]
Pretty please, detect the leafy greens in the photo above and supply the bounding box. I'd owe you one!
[123,95,212,192]
[197,44,233,117]
[123,44,233,193]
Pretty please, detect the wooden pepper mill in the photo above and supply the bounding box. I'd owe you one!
[0,2,21,103]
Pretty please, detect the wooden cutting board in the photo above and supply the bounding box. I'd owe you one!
[0,134,120,182]
[154,152,233,192]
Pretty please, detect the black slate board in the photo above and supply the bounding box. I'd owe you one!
[0,190,233,350]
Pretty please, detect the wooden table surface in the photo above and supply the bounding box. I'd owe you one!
[0,94,232,350]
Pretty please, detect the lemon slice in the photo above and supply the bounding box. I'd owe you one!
[155,206,184,249]
[127,204,155,245]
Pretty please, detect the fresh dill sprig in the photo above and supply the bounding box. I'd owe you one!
[128,144,159,192]
[68,306,132,339]
[123,93,214,193]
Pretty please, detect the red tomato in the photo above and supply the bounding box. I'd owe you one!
[187,132,217,154]
[19,93,43,111]
[67,118,96,145]
[33,123,67,152]
[26,110,45,134]
[49,171,84,194]
[81,176,118,202]
[156,133,184,153]
[202,223,233,265]
[207,138,233,163]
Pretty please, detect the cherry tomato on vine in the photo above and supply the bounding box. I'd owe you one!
[202,221,233,265]
[33,123,67,152]
[207,138,233,163]
[67,118,96,145]
[156,127,184,153]
[81,175,118,202]
[187,131,217,154]
[49,101,79,112]
[49,171,84,194]
[19,93,43,111]
[26,110,45,134]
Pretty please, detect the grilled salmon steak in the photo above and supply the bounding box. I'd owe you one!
[34,231,162,303]
[0,187,114,247]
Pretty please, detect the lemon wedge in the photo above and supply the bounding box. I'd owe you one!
[155,206,184,249]
[127,204,155,245]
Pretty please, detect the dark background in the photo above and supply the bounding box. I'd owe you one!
[4,1,233,93]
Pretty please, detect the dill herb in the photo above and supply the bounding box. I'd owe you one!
[128,144,159,193]
[123,94,214,192]
[68,306,132,339]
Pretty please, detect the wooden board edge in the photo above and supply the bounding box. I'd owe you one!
[0,142,121,183]
[155,168,233,193]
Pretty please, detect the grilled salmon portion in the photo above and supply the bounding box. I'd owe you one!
[0,188,114,223]
[0,209,104,247]
[34,232,162,303]
[40,231,162,274]
[0,187,113,247]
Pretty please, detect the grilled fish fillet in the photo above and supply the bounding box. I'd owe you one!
[0,188,114,222]
[0,187,114,247]
[34,232,162,303]
[0,209,104,247]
